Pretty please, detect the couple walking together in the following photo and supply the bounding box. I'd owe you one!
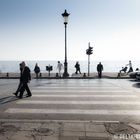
[13,61,32,99]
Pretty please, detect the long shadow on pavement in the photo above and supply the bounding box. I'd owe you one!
[0,96,19,104]
[128,79,140,88]
[129,79,137,82]
[133,82,140,88]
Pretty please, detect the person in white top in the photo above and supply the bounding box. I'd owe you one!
[126,60,133,73]
[57,61,63,77]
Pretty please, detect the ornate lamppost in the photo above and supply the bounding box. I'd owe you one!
[62,9,70,78]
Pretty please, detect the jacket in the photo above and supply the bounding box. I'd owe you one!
[21,66,31,83]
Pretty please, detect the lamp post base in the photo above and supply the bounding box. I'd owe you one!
[63,62,69,78]
[63,72,69,78]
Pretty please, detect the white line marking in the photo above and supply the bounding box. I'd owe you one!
[17,100,140,105]
[5,108,140,115]
[32,95,137,98]
[36,87,120,89]
[0,119,119,123]
[32,90,130,93]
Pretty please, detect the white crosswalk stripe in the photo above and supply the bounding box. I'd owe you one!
[17,100,140,105]
[32,90,130,93]
[30,94,137,98]
[5,108,140,115]
[36,86,121,89]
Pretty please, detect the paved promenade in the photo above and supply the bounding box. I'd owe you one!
[0,79,140,139]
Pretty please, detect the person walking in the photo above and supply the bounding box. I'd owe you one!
[57,61,63,77]
[34,63,40,79]
[75,61,81,74]
[13,62,23,97]
[19,61,32,99]
[126,60,133,73]
[97,62,103,78]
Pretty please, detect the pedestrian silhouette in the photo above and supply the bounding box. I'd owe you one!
[97,62,103,78]
[57,61,63,77]
[34,63,40,79]
[119,66,127,73]
[19,61,32,99]
[75,61,81,74]
[126,60,133,73]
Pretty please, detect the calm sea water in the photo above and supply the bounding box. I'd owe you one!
[0,60,140,74]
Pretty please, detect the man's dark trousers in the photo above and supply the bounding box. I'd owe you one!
[19,82,32,98]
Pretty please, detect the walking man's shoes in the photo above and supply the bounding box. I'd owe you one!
[26,94,32,97]
[13,93,17,97]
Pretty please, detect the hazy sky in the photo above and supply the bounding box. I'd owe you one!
[0,0,140,61]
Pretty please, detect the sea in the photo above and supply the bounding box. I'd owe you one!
[0,60,140,74]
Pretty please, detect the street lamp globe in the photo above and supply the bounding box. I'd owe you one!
[62,9,70,24]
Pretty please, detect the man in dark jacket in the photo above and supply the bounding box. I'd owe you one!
[19,61,32,99]
[34,63,40,79]
[75,61,81,74]
[97,62,103,78]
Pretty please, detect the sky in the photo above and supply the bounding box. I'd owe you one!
[0,0,140,61]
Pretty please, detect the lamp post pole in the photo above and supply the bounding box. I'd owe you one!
[62,9,70,78]
[64,23,68,77]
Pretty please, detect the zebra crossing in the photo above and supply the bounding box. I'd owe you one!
[4,79,140,121]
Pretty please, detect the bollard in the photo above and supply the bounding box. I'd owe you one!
[56,73,59,78]
[83,73,86,77]
[117,73,120,78]
[6,73,9,77]
[39,73,42,78]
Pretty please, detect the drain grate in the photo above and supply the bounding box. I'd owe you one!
[105,122,138,135]
[0,124,20,135]
[34,128,54,136]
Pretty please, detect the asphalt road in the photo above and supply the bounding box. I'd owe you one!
[0,78,140,123]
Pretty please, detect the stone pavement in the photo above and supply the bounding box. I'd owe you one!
[1,120,140,140]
